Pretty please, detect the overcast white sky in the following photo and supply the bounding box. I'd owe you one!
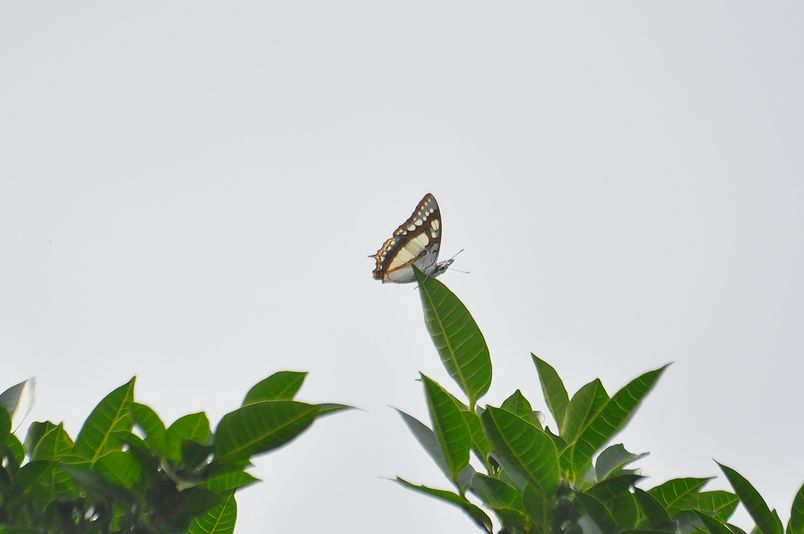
[2,2,803,533]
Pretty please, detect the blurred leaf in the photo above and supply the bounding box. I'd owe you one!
[471,473,522,508]
[532,355,570,429]
[242,371,307,405]
[696,511,735,534]
[635,488,672,527]
[203,470,259,493]
[5,434,24,466]
[214,400,318,462]
[462,410,492,466]
[94,450,141,490]
[687,491,740,522]
[131,402,167,455]
[576,491,617,534]
[24,421,58,457]
[496,507,532,531]
[413,266,492,409]
[167,413,211,462]
[523,483,550,529]
[74,378,135,464]
[648,478,711,515]
[789,482,804,534]
[0,379,34,425]
[11,460,49,492]
[571,366,667,479]
[315,403,353,417]
[421,374,471,483]
[481,406,559,495]
[395,477,493,533]
[718,463,782,534]
[0,408,9,446]
[595,444,648,482]
[32,423,73,461]
[185,492,237,534]
[561,379,608,444]
[501,390,535,422]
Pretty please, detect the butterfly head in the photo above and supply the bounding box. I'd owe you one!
[430,258,454,278]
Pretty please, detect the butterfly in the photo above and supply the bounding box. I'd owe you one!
[371,193,455,283]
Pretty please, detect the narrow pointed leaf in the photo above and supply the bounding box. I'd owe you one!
[688,491,740,522]
[74,378,135,464]
[561,379,608,443]
[648,478,711,515]
[414,266,492,408]
[635,488,672,527]
[242,371,307,405]
[395,477,493,533]
[186,492,237,534]
[462,410,492,465]
[696,511,735,534]
[532,355,570,428]
[421,374,470,482]
[718,463,782,534]
[571,366,667,478]
[315,403,353,417]
[789,482,804,534]
[481,406,559,495]
[214,400,318,462]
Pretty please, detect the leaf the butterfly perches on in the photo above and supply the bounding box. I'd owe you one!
[370,193,455,283]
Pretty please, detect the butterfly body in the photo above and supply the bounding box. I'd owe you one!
[371,193,452,283]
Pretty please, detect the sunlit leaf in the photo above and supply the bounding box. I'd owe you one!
[501,390,535,422]
[561,379,608,444]
[532,355,570,429]
[414,266,492,409]
[74,378,135,465]
[481,406,559,495]
[242,371,307,405]
[648,477,711,515]
[687,491,739,522]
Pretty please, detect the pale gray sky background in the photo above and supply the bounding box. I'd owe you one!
[2,2,803,533]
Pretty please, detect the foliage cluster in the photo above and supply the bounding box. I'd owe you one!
[0,372,347,533]
[396,266,804,534]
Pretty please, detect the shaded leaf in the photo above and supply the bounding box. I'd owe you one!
[635,488,672,527]
[242,371,307,405]
[576,491,617,534]
[462,410,492,466]
[718,463,782,534]
[167,412,211,462]
[414,266,492,409]
[789,482,804,534]
[471,473,522,509]
[131,402,167,455]
[696,511,735,534]
[596,444,648,482]
[95,450,141,490]
[395,477,493,533]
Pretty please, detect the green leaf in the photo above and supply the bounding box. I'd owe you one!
[242,371,307,405]
[481,406,559,495]
[789,482,804,534]
[0,379,34,423]
[570,366,667,478]
[94,450,141,490]
[635,488,672,527]
[131,402,167,455]
[32,423,73,461]
[11,460,50,491]
[185,491,237,534]
[532,355,570,429]
[5,433,24,466]
[501,390,535,421]
[462,410,492,466]
[24,421,59,457]
[523,483,550,529]
[214,400,318,462]
[74,378,135,464]
[167,412,211,461]
[687,491,740,522]
[696,511,735,534]
[202,470,259,493]
[395,477,493,533]
[413,265,492,409]
[315,403,353,417]
[470,473,522,508]
[718,463,782,534]
[421,374,471,483]
[561,379,608,444]
[0,408,9,446]
[576,491,617,534]
[595,444,648,482]
[648,477,711,515]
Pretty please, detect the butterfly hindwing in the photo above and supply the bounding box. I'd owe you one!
[371,193,443,283]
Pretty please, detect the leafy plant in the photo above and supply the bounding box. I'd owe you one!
[395,266,804,534]
[0,372,349,533]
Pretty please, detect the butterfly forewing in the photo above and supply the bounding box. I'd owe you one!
[371,193,443,283]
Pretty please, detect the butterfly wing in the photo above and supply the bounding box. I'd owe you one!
[371,193,443,283]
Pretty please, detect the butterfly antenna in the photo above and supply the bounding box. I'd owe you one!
[451,268,471,275]
[449,248,465,261]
